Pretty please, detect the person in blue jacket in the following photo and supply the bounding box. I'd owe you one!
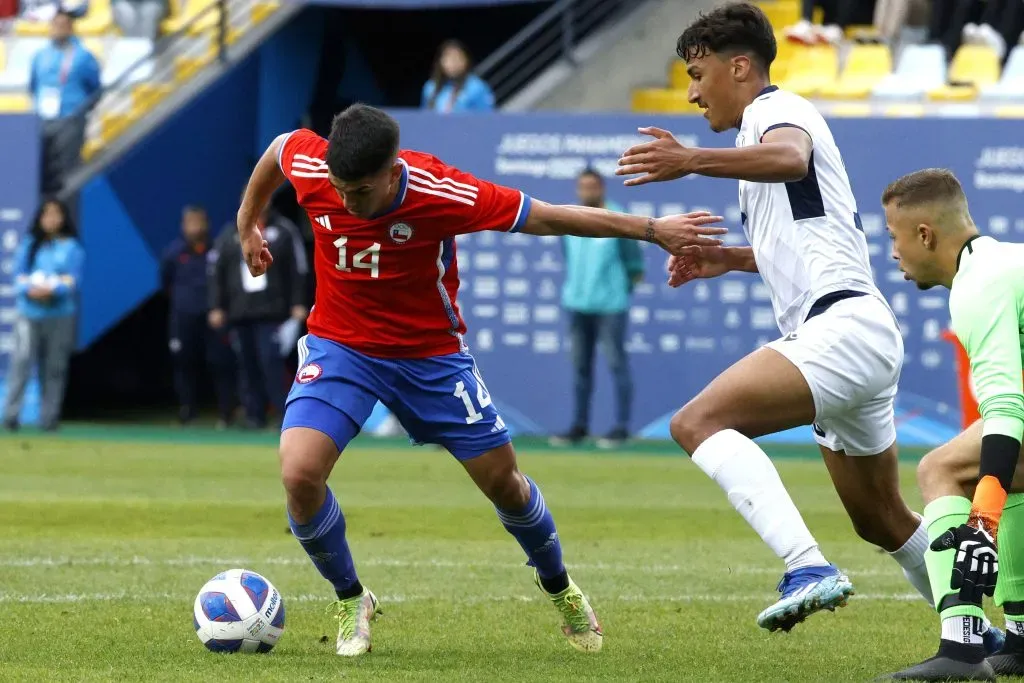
[3,198,85,431]
[421,40,495,113]
[550,169,645,449]
[29,10,101,193]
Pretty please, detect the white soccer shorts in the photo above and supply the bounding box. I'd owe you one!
[766,294,904,456]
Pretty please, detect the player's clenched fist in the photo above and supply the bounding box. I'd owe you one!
[651,211,727,256]
[240,227,274,277]
[666,246,732,286]
[930,522,999,604]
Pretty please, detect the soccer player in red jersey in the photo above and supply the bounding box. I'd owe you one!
[237,103,724,657]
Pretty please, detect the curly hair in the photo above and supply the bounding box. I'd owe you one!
[676,2,777,72]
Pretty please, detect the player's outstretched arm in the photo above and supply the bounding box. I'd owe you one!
[236,134,289,276]
[616,126,811,185]
[520,200,727,255]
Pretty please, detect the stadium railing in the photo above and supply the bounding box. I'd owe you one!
[474,0,644,105]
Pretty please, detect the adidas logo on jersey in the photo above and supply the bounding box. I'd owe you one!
[314,215,333,231]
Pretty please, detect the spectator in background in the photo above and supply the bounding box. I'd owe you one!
[161,205,236,428]
[868,0,930,45]
[421,40,495,113]
[549,169,643,450]
[210,207,308,430]
[113,0,165,40]
[30,10,100,195]
[784,0,877,45]
[963,0,1024,60]
[20,0,88,24]
[928,0,983,60]
[2,198,84,432]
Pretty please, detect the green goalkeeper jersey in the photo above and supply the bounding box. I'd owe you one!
[949,235,1024,441]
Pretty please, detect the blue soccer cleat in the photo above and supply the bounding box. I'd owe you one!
[983,624,1005,656]
[756,563,854,632]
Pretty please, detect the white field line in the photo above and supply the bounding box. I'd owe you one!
[0,591,922,605]
[0,556,902,578]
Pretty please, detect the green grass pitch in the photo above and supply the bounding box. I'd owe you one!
[0,426,1015,682]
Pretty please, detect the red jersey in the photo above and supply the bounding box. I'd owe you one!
[277,129,532,358]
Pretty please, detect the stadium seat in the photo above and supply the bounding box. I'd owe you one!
[0,39,6,72]
[251,1,278,26]
[0,37,46,90]
[12,18,48,37]
[75,0,114,36]
[872,44,945,99]
[758,1,800,31]
[163,0,216,36]
[980,46,1024,101]
[0,91,31,112]
[631,88,701,114]
[83,37,106,66]
[772,31,797,81]
[928,44,1000,101]
[669,60,688,91]
[818,44,892,99]
[101,38,154,87]
[775,44,837,98]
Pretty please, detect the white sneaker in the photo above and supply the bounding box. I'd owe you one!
[329,588,381,657]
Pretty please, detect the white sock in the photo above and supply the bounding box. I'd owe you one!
[941,615,986,645]
[887,514,933,604]
[1007,616,1024,636]
[691,429,828,572]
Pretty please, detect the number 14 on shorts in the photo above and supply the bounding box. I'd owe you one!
[454,366,504,429]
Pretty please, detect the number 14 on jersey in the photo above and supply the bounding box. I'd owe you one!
[334,236,380,278]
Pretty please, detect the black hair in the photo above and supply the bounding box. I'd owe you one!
[325,103,400,181]
[26,198,77,269]
[428,40,473,110]
[676,2,777,73]
[183,204,207,216]
[578,167,605,185]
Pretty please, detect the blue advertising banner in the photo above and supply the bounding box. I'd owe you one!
[374,112,1024,447]
[0,114,42,423]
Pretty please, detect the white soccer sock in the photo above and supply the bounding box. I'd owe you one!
[887,514,933,604]
[941,615,985,645]
[1007,616,1024,636]
[691,429,828,572]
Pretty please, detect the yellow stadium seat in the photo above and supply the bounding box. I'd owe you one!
[0,40,6,72]
[776,44,837,98]
[818,44,892,99]
[631,88,702,115]
[82,137,103,161]
[163,0,216,35]
[758,2,800,30]
[251,1,278,25]
[76,0,113,36]
[996,105,1024,118]
[929,45,1001,101]
[772,31,798,80]
[83,37,105,65]
[0,92,32,113]
[669,60,689,90]
[132,83,172,113]
[174,50,215,82]
[13,19,49,37]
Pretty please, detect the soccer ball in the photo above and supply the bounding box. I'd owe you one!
[193,568,285,653]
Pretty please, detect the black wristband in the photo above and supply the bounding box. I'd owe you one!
[980,433,1021,491]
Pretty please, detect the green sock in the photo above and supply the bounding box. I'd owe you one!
[995,493,1024,636]
[924,496,987,639]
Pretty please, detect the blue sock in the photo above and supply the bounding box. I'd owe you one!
[288,486,361,599]
[496,476,567,592]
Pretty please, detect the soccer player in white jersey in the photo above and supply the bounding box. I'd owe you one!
[616,3,1002,647]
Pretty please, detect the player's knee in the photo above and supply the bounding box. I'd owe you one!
[669,403,719,456]
[279,430,333,517]
[483,467,530,510]
[916,448,950,499]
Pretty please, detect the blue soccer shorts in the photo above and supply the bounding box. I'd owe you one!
[281,334,510,460]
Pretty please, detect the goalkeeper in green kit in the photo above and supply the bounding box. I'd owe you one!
[880,168,1024,682]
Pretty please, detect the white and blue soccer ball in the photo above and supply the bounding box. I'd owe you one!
[193,568,285,653]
